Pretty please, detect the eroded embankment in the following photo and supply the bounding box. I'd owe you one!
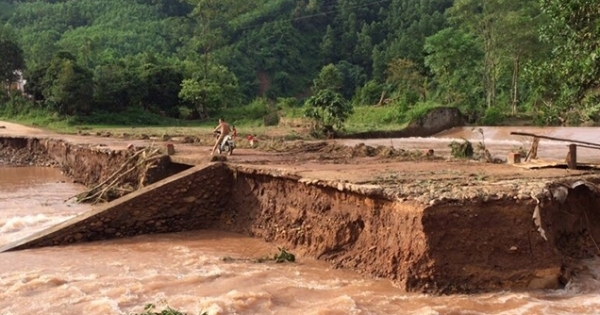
[0,136,191,198]
[3,136,600,294]
[214,168,600,293]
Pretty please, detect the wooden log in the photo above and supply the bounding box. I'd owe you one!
[572,144,600,151]
[510,131,600,148]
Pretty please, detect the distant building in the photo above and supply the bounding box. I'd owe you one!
[16,70,27,93]
[9,70,27,93]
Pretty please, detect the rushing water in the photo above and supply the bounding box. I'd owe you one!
[340,127,600,163]
[1,167,600,315]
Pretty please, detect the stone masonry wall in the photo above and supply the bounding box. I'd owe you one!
[1,163,231,251]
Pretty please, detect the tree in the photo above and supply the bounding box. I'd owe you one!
[424,28,484,117]
[336,61,366,100]
[0,37,25,87]
[319,25,336,64]
[312,64,342,92]
[495,0,544,114]
[42,52,94,115]
[386,58,427,103]
[93,61,138,112]
[304,89,353,134]
[304,64,353,134]
[137,63,183,115]
[530,0,600,124]
[449,0,504,109]
[382,0,452,70]
[178,63,240,119]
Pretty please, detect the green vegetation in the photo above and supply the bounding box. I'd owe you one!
[257,247,296,263]
[449,139,474,159]
[132,303,206,315]
[0,0,598,132]
[222,247,297,264]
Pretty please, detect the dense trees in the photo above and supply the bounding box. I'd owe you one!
[0,0,598,126]
[531,0,600,124]
[0,34,24,87]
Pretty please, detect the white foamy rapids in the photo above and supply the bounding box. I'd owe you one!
[0,214,75,245]
[566,258,600,294]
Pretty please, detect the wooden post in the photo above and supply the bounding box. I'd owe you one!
[526,137,539,161]
[566,144,577,170]
[166,143,175,155]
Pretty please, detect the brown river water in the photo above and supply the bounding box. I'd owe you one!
[2,149,600,314]
[341,127,600,163]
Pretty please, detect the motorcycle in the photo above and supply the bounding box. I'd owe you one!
[214,131,235,155]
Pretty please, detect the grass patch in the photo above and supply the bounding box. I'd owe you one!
[344,105,408,133]
[402,101,442,123]
[0,96,447,139]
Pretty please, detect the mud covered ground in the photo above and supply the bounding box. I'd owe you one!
[2,120,599,205]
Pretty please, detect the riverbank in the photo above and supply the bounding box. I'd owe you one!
[2,122,600,295]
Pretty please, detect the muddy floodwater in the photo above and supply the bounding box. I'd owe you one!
[1,167,600,315]
[341,127,600,164]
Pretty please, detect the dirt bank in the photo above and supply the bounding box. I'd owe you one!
[214,168,600,293]
[0,136,189,201]
[0,137,58,167]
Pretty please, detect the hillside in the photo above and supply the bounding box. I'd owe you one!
[0,0,598,128]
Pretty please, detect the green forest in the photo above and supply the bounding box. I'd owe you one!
[0,0,598,130]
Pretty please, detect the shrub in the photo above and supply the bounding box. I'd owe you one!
[132,304,206,315]
[276,97,299,108]
[353,80,385,106]
[480,106,506,126]
[449,139,474,158]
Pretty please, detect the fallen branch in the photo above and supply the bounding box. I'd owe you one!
[66,145,163,204]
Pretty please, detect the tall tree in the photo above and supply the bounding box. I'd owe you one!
[179,62,240,119]
[42,52,94,115]
[0,37,25,87]
[304,64,353,134]
[449,0,504,109]
[531,0,600,124]
[424,28,484,117]
[497,1,545,114]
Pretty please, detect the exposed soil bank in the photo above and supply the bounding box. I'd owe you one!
[219,167,600,293]
[0,136,190,199]
[0,137,58,167]
[2,135,600,294]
